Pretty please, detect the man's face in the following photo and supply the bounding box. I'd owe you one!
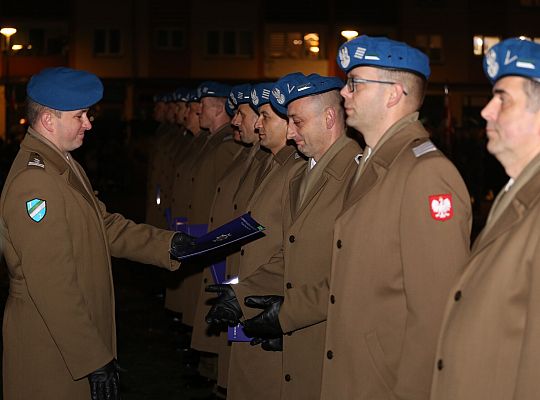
[254,104,287,154]
[231,104,258,144]
[186,102,202,134]
[51,109,92,153]
[164,102,176,123]
[340,66,388,143]
[175,102,187,125]
[153,102,166,122]
[199,97,219,130]
[481,76,540,175]
[287,96,327,160]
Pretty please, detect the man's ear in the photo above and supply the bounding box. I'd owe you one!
[387,84,406,108]
[39,111,56,133]
[325,107,337,130]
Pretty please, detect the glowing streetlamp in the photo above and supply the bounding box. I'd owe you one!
[341,30,359,41]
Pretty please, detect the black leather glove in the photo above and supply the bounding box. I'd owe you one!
[205,284,243,326]
[169,232,196,260]
[88,359,120,400]
[250,336,283,352]
[242,295,284,338]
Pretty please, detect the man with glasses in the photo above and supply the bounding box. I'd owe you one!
[318,36,472,399]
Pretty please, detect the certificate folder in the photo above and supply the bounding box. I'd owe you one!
[174,213,265,260]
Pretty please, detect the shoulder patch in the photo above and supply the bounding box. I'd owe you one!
[27,152,45,169]
[26,198,47,222]
[412,140,437,158]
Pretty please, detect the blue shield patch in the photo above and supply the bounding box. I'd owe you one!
[26,198,47,222]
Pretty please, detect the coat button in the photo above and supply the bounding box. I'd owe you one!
[217,187,221,193]
[234,204,238,210]
[437,359,444,370]
[240,249,245,256]
[284,374,291,382]
[176,172,179,178]
[286,282,292,289]
[336,240,342,249]
[327,350,334,359]
[191,177,194,182]
[330,295,335,304]
[226,274,231,279]
[289,235,295,243]
[454,291,462,301]
[188,204,192,209]
[203,278,208,284]
[210,217,214,223]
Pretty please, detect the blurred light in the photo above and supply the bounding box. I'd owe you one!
[0,27,17,38]
[27,44,32,50]
[293,39,303,45]
[19,118,26,125]
[341,30,359,40]
[11,44,22,51]
[304,33,319,42]
[519,36,531,41]
[473,36,484,55]
[309,46,320,53]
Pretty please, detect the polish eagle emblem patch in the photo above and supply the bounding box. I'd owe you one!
[429,194,453,221]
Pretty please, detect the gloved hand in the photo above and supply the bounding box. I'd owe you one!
[242,295,284,338]
[169,232,196,260]
[205,284,243,326]
[250,336,283,352]
[88,359,121,400]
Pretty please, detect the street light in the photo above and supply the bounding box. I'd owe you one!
[1,27,16,142]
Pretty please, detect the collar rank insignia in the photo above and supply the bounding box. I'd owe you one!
[429,194,453,221]
[27,152,45,168]
[26,198,47,222]
[413,140,437,158]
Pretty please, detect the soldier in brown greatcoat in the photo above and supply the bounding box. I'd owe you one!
[431,38,540,400]
[238,74,361,400]
[205,74,307,400]
[0,67,194,400]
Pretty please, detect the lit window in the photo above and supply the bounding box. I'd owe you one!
[473,35,500,55]
[94,29,122,56]
[268,31,323,60]
[415,34,443,62]
[205,30,254,57]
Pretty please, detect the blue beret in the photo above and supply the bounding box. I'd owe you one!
[270,73,343,116]
[199,81,232,98]
[27,67,103,111]
[337,35,430,80]
[250,82,274,110]
[226,83,252,117]
[186,89,200,103]
[484,38,540,84]
[173,87,190,102]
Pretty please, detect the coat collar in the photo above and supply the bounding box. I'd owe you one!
[342,117,429,213]
[471,165,540,255]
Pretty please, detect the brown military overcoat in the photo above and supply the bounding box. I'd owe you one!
[430,154,540,400]
[1,130,178,399]
[320,115,472,400]
[234,136,361,400]
[228,145,305,400]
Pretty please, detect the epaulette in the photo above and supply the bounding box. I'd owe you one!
[412,140,437,158]
[27,152,45,169]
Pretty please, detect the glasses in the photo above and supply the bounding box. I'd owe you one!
[346,77,408,96]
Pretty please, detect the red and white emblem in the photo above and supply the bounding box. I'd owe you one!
[429,194,453,221]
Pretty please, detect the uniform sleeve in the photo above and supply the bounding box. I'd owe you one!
[512,232,540,399]
[279,276,329,333]
[2,170,113,379]
[394,156,471,399]
[98,200,179,271]
[232,248,286,318]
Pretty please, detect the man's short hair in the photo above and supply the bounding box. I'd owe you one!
[523,78,540,112]
[378,68,427,111]
[26,98,62,126]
